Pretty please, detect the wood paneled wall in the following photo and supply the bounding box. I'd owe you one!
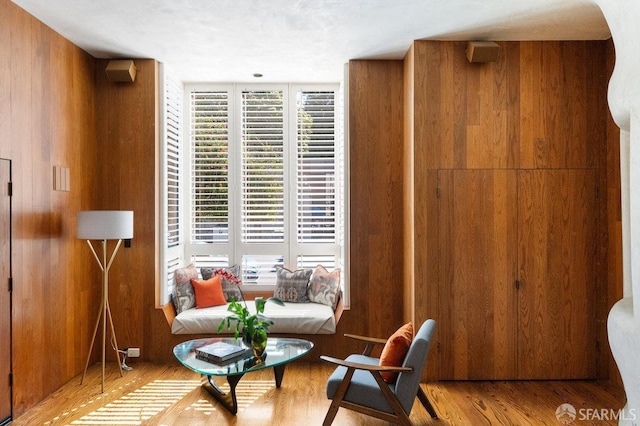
[408,41,607,171]
[346,60,406,339]
[94,59,160,364]
[401,40,620,380]
[0,0,100,415]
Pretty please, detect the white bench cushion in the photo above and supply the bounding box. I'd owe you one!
[171,301,336,335]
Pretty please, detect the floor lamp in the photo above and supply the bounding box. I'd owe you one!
[77,210,134,393]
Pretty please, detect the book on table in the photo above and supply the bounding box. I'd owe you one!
[195,341,252,363]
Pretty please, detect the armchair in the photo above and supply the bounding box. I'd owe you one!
[321,319,438,425]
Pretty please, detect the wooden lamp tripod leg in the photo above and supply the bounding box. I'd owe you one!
[80,300,103,386]
[106,300,123,378]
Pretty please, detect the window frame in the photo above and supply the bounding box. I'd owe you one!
[175,82,347,295]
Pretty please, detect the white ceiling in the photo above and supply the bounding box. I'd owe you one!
[12,0,610,83]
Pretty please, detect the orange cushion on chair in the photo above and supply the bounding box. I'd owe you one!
[379,322,414,383]
[191,275,226,308]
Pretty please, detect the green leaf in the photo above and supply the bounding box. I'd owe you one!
[267,296,285,306]
[254,297,267,313]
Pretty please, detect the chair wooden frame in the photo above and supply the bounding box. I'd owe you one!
[321,333,438,425]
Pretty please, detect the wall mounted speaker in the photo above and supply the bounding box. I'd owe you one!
[465,41,500,63]
[105,60,137,82]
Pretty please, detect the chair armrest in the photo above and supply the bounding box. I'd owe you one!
[320,355,412,373]
[344,334,387,356]
[344,334,388,345]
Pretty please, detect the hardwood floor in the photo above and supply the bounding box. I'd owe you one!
[13,362,625,425]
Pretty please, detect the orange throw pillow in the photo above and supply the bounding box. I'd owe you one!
[379,322,413,383]
[191,275,226,308]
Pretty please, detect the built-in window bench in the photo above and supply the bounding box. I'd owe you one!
[165,264,344,335]
[163,295,344,335]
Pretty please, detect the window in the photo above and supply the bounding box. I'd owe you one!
[190,91,230,243]
[161,83,346,298]
[241,90,285,244]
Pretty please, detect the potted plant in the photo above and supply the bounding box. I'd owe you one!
[215,269,284,357]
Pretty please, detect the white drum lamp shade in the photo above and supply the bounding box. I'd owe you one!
[77,211,134,240]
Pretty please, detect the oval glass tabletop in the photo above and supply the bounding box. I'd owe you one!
[173,337,314,377]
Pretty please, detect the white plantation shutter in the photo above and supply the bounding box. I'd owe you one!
[241,90,285,243]
[178,84,344,293]
[190,91,230,243]
[296,91,336,243]
[165,256,181,298]
[161,67,185,304]
[165,76,182,248]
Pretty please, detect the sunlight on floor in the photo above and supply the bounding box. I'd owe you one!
[65,380,200,425]
[40,377,278,425]
[185,399,216,416]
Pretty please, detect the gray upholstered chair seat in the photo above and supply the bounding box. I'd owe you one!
[326,354,399,414]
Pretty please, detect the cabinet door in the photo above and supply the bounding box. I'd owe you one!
[517,170,598,379]
[438,170,518,379]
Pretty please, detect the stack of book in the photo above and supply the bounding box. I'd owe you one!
[195,341,252,364]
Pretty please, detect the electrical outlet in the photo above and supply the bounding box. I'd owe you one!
[127,347,141,358]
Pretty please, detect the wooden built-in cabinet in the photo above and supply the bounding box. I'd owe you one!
[438,169,599,379]
[516,170,599,379]
[400,40,615,380]
[437,170,518,380]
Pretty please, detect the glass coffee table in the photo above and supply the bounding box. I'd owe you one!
[173,337,313,414]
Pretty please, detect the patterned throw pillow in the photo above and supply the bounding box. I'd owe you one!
[172,263,198,314]
[274,267,312,303]
[307,265,341,310]
[201,265,243,302]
